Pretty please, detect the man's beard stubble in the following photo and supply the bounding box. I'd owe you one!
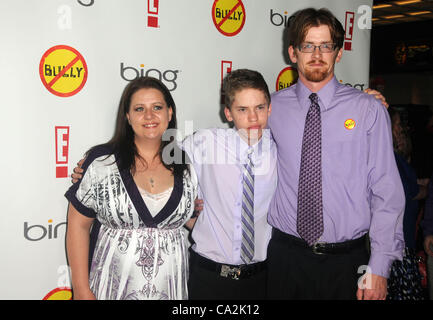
[304,60,329,82]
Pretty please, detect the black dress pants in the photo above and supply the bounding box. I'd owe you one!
[267,229,370,300]
[188,251,267,300]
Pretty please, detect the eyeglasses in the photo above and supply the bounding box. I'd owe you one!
[298,43,336,53]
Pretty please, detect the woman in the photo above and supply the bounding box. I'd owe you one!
[65,77,197,300]
[387,106,424,300]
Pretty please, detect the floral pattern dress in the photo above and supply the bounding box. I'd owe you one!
[65,146,197,300]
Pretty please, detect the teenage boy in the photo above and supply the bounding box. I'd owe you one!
[184,69,277,299]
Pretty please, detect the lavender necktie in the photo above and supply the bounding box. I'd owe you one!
[297,93,324,246]
[241,149,254,263]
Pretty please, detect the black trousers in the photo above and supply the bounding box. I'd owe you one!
[267,229,370,300]
[188,251,267,300]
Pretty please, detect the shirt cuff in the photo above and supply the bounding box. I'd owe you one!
[368,251,402,278]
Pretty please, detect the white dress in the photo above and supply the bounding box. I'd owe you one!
[65,146,197,300]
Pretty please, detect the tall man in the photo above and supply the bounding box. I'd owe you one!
[266,8,405,300]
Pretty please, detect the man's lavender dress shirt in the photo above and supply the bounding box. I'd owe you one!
[268,76,405,278]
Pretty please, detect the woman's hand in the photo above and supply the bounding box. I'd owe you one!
[73,288,96,300]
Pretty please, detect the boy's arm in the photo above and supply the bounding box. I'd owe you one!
[364,88,388,108]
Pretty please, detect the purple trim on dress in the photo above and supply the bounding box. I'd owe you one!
[119,168,184,228]
[64,144,113,218]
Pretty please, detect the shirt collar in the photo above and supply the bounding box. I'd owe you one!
[230,128,272,164]
[295,76,338,111]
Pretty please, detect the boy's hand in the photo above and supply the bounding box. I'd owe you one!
[364,88,389,109]
[71,158,85,184]
[193,199,204,217]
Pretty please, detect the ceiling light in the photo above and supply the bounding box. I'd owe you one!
[373,4,393,9]
[408,11,432,15]
[383,14,405,19]
[394,0,421,5]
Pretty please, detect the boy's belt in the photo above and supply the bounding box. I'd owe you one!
[190,250,267,280]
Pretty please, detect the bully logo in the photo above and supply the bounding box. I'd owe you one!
[39,45,88,97]
[43,287,72,300]
[276,66,298,91]
[344,119,356,130]
[212,0,246,37]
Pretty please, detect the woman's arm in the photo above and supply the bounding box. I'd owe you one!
[66,203,96,300]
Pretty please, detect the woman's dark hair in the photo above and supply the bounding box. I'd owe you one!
[88,76,188,177]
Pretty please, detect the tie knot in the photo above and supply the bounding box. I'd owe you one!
[245,148,254,167]
[309,93,318,104]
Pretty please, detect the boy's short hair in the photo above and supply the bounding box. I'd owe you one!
[288,8,345,50]
[223,69,271,109]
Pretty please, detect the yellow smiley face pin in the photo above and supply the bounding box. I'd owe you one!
[344,119,356,130]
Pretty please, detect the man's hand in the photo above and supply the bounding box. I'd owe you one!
[364,88,389,109]
[356,273,387,300]
[424,235,433,257]
[71,158,85,183]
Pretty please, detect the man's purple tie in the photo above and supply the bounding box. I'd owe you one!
[297,93,324,246]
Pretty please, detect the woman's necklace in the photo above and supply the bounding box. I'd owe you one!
[134,156,160,190]
[146,157,160,189]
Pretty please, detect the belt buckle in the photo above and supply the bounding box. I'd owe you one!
[220,265,241,280]
[312,242,325,255]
